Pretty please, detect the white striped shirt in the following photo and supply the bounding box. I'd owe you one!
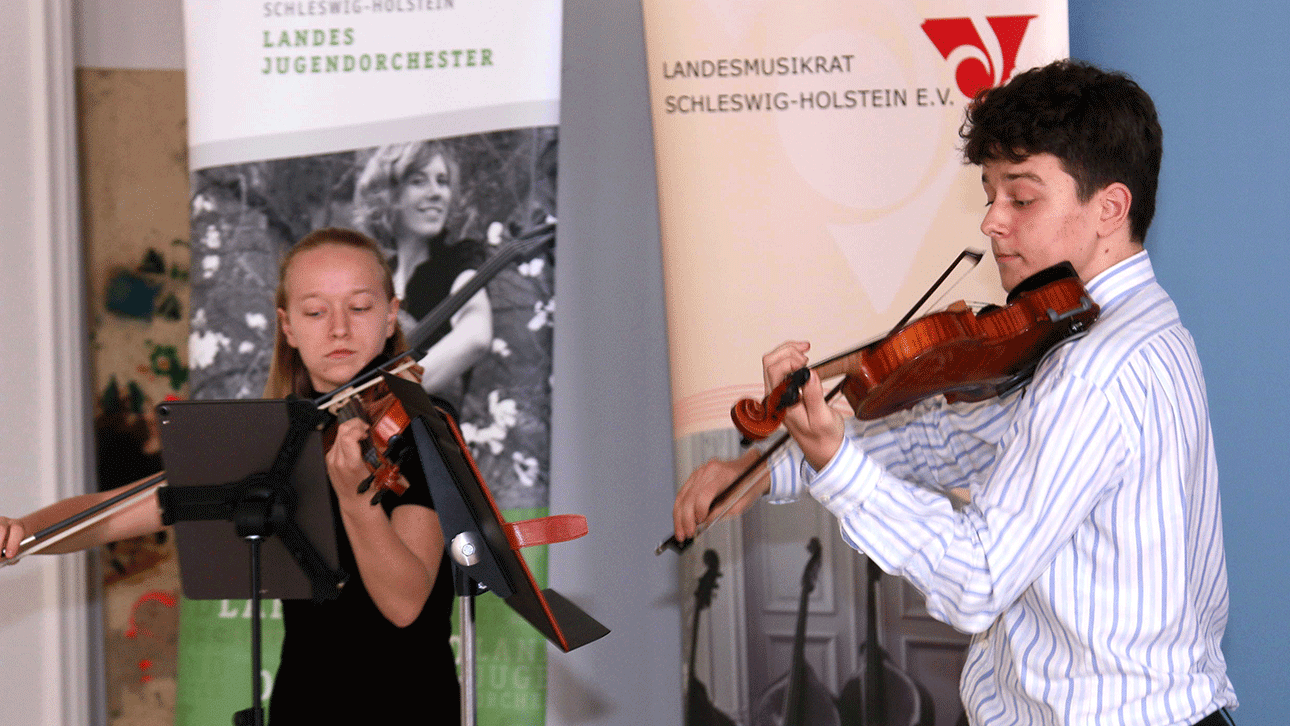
[768,252,1237,725]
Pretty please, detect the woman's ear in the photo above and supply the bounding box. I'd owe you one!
[278,308,298,348]
[385,297,400,340]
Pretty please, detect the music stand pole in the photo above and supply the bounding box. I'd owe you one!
[245,535,266,726]
[454,567,480,726]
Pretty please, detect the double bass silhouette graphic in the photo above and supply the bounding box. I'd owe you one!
[686,550,737,726]
[752,542,935,726]
[837,558,934,726]
[752,538,842,726]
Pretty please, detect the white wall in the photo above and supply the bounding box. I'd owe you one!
[0,0,96,723]
[74,0,184,69]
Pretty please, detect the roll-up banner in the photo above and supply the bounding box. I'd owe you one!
[179,3,560,724]
[642,1,1065,723]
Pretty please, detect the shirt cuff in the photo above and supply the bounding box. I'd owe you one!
[804,436,881,518]
[765,439,804,503]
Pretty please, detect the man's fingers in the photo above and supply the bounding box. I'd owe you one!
[800,369,834,421]
[762,341,811,392]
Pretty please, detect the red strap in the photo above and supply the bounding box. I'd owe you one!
[504,514,588,550]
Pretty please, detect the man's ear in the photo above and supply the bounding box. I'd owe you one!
[1097,182,1132,238]
[278,308,297,348]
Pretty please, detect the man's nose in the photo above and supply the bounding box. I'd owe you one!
[980,204,1006,238]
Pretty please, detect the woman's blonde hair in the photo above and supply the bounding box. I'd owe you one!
[263,228,408,398]
[353,140,460,245]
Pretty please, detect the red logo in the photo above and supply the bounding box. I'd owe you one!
[921,16,1037,99]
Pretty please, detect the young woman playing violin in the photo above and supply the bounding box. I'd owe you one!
[1,227,458,724]
[674,60,1236,726]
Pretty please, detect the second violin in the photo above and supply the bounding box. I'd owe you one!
[732,262,1099,442]
[324,366,421,504]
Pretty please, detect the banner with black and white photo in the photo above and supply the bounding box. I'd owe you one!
[641,2,1066,723]
[178,3,561,724]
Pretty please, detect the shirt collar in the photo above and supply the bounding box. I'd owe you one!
[1083,250,1154,309]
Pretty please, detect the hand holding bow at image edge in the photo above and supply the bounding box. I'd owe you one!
[764,341,846,472]
[0,516,25,561]
[326,416,444,628]
[672,447,768,543]
[0,475,165,563]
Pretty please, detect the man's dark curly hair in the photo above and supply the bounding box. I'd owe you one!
[961,60,1162,243]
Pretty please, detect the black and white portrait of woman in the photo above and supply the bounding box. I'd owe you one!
[353,140,492,405]
[187,128,557,508]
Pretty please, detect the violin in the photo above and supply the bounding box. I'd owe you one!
[732,261,1098,442]
[322,363,422,505]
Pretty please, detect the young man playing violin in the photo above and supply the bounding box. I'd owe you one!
[674,60,1237,726]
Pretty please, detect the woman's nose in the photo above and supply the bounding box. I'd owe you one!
[329,311,349,337]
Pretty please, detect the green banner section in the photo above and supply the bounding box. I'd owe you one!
[174,597,283,724]
[175,507,548,725]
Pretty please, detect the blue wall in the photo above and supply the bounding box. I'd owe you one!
[1071,3,1290,722]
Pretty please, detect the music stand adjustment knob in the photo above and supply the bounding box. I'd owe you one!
[451,532,482,567]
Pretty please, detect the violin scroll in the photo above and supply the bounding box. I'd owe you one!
[730,368,810,443]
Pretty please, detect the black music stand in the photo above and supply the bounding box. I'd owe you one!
[155,397,346,726]
[377,373,610,723]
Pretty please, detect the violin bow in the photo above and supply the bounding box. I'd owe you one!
[803,248,984,373]
[656,248,983,556]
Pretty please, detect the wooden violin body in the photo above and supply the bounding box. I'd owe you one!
[733,262,1099,442]
[324,364,423,504]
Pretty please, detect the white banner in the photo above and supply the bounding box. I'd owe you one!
[179,2,562,724]
[186,1,561,166]
[642,1,1066,723]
